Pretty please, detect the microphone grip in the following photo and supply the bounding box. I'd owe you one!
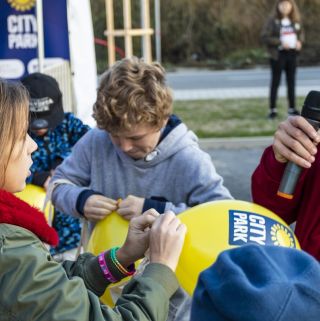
[277,117,320,199]
[277,162,303,199]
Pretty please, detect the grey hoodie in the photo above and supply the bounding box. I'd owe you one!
[51,123,232,218]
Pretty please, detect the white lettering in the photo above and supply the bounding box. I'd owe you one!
[7,15,37,34]
[234,212,247,220]
[249,215,265,225]
[249,214,266,245]
[233,212,248,242]
[7,15,37,49]
[233,233,247,242]
[7,15,19,33]
[232,212,269,245]
[234,225,248,234]
[8,34,38,49]
[249,233,266,245]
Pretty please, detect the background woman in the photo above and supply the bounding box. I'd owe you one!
[261,0,304,119]
[0,79,186,320]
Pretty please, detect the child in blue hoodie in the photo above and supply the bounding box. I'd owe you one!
[50,57,232,320]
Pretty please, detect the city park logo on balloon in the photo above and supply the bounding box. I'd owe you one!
[229,210,296,248]
[7,0,36,11]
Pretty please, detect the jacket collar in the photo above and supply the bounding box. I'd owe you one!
[0,189,58,246]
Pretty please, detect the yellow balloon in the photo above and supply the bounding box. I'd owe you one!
[176,200,300,295]
[87,211,129,254]
[87,211,130,307]
[15,184,51,221]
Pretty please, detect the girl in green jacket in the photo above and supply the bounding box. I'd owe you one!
[0,78,186,321]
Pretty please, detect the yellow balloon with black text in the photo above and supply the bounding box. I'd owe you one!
[15,184,50,221]
[176,200,300,295]
[87,211,131,307]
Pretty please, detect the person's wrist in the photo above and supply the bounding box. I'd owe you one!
[98,248,136,283]
[150,255,176,272]
[98,251,118,283]
[116,246,135,268]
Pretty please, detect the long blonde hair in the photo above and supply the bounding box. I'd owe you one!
[273,0,301,23]
[0,79,29,187]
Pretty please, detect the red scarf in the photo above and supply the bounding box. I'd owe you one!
[0,189,58,246]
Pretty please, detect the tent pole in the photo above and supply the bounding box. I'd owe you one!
[154,0,161,63]
[36,0,45,72]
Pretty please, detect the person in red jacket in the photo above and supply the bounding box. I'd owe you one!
[252,115,320,260]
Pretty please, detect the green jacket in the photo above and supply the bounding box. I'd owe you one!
[0,190,179,321]
[261,17,305,60]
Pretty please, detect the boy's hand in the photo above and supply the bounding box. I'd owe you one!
[83,195,118,222]
[117,195,144,221]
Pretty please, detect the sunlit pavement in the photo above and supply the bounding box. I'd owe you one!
[167,66,320,100]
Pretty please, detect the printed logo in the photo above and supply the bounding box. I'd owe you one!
[229,210,296,248]
[270,223,295,247]
[7,0,36,12]
[30,97,54,112]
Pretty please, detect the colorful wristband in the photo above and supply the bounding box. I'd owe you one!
[98,251,118,283]
[111,247,136,276]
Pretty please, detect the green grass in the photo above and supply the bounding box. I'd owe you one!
[173,97,304,138]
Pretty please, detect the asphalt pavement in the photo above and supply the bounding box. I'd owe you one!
[202,143,269,202]
[198,137,272,201]
[167,66,320,100]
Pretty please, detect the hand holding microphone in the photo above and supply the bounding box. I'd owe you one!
[276,91,320,199]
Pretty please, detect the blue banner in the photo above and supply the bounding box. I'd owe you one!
[0,0,70,79]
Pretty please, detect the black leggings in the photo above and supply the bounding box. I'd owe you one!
[269,50,297,110]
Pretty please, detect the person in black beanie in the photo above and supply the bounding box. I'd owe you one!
[21,72,90,260]
[191,244,320,321]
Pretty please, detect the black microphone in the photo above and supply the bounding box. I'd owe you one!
[277,91,320,199]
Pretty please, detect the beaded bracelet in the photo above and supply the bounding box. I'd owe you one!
[111,247,136,276]
[98,251,118,283]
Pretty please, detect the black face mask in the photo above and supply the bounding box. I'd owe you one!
[29,118,49,132]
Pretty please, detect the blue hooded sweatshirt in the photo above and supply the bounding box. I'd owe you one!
[51,117,232,223]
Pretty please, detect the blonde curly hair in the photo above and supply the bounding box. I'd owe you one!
[93,57,173,133]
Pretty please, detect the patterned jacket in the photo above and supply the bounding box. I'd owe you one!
[27,112,90,254]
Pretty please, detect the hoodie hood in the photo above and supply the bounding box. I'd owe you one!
[112,122,199,168]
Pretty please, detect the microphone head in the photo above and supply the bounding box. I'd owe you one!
[301,91,320,121]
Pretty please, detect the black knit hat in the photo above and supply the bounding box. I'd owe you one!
[21,73,64,130]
